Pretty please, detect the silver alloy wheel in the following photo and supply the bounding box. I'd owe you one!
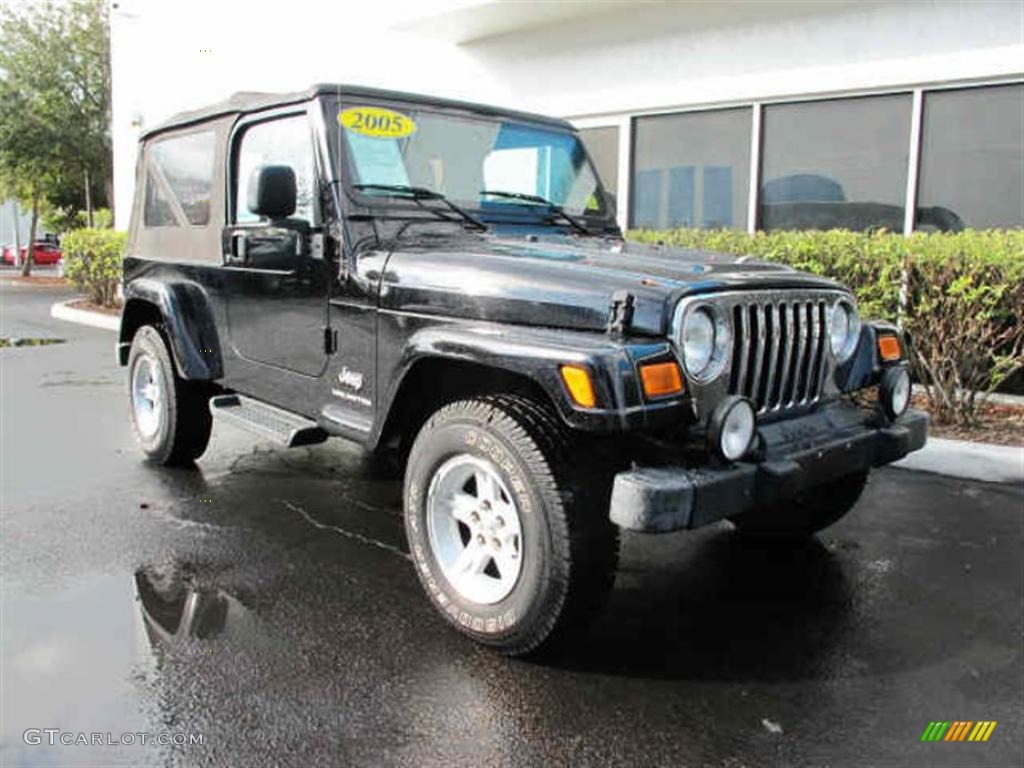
[425,454,524,605]
[131,353,163,439]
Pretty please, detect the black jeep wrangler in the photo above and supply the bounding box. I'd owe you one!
[119,85,927,656]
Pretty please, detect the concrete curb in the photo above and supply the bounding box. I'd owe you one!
[893,437,1023,484]
[49,299,119,332]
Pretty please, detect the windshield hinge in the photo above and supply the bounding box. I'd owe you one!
[607,290,635,336]
[328,219,352,284]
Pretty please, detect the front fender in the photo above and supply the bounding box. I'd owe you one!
[119,278,223,380]
[838,319,909,392]
[376,321,688,440]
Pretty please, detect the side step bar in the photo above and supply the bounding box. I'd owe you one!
[209,394,327,448]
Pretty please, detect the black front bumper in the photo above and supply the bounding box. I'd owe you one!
[609,405,929,533]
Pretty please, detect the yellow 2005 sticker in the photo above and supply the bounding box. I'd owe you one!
[338,106,416,139]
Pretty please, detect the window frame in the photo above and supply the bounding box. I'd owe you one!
[226,104,322,228]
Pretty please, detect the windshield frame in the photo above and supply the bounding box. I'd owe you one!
[321,95,618,231]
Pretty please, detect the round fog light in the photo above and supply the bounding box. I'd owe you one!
[880,367,911,421]
[708,396,756,462]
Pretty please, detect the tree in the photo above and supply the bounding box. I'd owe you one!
[0,0,112,275]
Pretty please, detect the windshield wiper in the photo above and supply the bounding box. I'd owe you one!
[353,184,486,232]
[479,190,592,236]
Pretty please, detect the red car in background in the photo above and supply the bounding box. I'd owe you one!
[1,237,62,266]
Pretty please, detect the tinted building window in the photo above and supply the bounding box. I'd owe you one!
[145,131,215,227]
[760,94,911,232]
[235,115,315,224]
[578,126,619,196]
[916,83,1024,230]
[631,108,751,230]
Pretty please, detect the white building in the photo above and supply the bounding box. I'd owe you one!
[110,0,1024,234]
[0,200,33,250]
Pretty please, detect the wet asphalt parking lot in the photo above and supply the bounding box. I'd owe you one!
[1,275,1022,767]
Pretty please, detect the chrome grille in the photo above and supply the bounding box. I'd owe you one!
[729,297,831,413]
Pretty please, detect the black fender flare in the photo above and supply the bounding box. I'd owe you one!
[837,319,908,392]
[370,323,672,447]
[118,278,223,380]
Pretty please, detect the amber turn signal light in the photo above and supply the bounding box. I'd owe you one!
[640,361,684,399]
[560,364,596,408]
[878,335,901,362]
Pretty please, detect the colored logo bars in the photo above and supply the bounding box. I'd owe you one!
[921,721,997,742]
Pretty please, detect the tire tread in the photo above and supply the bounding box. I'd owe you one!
[409,394,619,656]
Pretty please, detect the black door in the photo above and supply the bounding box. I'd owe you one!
[222,111,328,379]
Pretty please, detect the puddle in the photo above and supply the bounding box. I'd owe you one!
[1,560,261,765]
[0,337,66,347]
[1,573,161,764]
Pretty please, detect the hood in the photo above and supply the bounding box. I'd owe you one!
[374,234,845,337]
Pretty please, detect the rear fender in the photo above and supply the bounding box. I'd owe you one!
[118,278,222,380]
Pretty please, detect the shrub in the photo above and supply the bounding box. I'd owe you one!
[43,206,114,234]
[62,228,126,308]
[902,231,1024,424]
[627,228,1024,426]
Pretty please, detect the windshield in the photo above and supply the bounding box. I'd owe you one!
[332,103,609,219]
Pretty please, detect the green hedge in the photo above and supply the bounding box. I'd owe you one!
[62,228,126,308]
[627,228,1024,425]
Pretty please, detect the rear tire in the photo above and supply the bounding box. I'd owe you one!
[403,395,619,657]
[128,325,212,466]
[730,471,869,538]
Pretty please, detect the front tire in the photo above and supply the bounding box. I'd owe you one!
[730,471,869,538]
[128,325,212,466]
[404,395,619,657]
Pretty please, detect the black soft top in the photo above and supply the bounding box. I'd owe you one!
[141,84,575,140]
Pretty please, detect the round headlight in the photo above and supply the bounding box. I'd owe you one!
[674,301,730,382]
[829,300,860,363]
[683,308,715,375]
[684,303,733,382]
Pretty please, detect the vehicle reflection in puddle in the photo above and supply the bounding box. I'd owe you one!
[133,561,256,658]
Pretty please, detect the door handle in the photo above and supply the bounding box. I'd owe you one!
[225,232,248,265]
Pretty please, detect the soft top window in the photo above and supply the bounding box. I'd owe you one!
[144,131,216,227]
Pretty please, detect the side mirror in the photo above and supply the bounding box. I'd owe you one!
[247,164,296,219]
